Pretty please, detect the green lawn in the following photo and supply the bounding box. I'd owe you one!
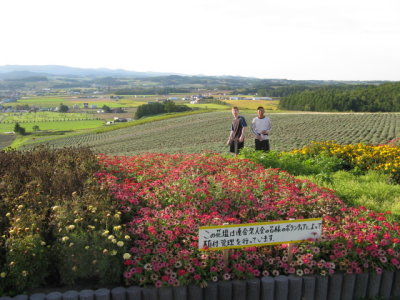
[0,120,104,133]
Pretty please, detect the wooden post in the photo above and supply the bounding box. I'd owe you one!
[222,223,230,266]
[223,249,230,267]
[287,242,294,263]
[287,218,295,263]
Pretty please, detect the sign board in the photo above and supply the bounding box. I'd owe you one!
[199,218,322,250]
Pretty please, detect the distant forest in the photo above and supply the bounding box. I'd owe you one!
[279,82,400,112]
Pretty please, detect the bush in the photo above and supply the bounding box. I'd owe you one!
[237,147,344,176]
[0,146,126,295]
[13,123,26,135]
[291,141,400,182]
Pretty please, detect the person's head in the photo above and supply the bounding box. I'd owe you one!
[232,106,239,118]
[257,106,265,118]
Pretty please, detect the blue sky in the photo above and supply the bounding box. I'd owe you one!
[1,0,399,80]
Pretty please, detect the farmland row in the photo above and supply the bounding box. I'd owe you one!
[22,112,400,155]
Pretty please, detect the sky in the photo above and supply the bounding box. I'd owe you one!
[1,0,400,81]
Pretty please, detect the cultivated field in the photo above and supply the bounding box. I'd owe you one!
[21,111,400,155]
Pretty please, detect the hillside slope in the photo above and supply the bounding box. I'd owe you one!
[21,112,400,155]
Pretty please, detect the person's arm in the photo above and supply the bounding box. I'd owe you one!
[239,126,245,142]
[239,117,247,142]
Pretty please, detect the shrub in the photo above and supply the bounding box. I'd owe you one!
[0,146,125,295]
[237,147,344,176]
[291,141,400,182]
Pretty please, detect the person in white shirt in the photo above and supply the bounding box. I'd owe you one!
[251,106,272,151]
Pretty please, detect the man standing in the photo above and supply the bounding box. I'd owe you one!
[227,106,247,155]
[251,106,272,151]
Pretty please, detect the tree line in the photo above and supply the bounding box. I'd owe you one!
[134,100,191,119]
[279,82,400,112]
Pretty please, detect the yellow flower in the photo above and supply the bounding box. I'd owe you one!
[110,250,117,256]
[21,270,28,277]
[124,235,131,240]
[117,241,124,247]
[123,253,131,260]
[0,272,6,278]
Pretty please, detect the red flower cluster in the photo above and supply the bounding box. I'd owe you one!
[95,153,400,287]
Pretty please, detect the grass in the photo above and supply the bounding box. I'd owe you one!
[186,103,229,110]
[0,112,97,124]
[1,119,103,133]
[223,100,280,111]
[93,109,211,134]
[298,170,400,217]
[7,120,104,149]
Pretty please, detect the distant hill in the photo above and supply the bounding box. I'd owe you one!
[0,65,176,79]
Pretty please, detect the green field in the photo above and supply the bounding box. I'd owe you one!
[20,111,400,155]
[0,111,97,123]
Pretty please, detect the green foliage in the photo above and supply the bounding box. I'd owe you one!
[59,103,69,113]
[102,105,112,113]
[13,123,26,135]
[2,234,49,295]
[134,100,191,119]
[237,147,344,176]
[299,170,400,217]
[0,146,126,295]
[279,82,400,112]
[51,192,127,286]
[32,125,40,131]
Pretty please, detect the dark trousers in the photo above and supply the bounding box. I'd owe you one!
[255,139,270,151]
[230,140,244,154]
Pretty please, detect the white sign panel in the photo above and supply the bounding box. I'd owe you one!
[199,218,322,250]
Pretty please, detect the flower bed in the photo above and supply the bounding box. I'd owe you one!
[95,153,400,288]
[1,149,399,296]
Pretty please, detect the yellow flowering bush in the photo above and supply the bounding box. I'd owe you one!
[51,188,127,285]
[291,141,400,182]
[0,146,127,295]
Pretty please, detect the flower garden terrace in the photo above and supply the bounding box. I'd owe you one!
[95,153,400,288]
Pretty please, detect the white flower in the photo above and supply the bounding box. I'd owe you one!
[123,253,131,260]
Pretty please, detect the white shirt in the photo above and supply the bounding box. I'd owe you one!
[251,117,272,140]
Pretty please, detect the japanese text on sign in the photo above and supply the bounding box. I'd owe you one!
[198,218,322,250]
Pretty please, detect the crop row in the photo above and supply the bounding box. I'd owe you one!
[22,112,400,154]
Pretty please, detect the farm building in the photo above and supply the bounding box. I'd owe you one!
[252,97,273,100]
